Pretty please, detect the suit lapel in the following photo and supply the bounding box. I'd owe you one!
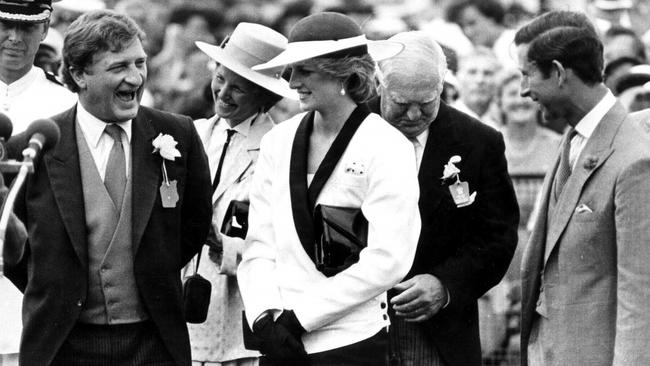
[543,102,626,263]
[289,112,314,259]
[45,106,88,268]
[131,109,159,254]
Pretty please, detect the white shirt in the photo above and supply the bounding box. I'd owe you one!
[76,102,132,180]
[570,91,617,170]
[411,128,429,171]
[196,113,256,199]
[1,67,77,135]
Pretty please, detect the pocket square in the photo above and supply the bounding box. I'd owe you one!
[575,204,593,213]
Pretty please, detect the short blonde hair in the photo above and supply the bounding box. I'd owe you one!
[299,53,377,103]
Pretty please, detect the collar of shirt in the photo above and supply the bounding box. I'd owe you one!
[0,66,39,98]
[217,112,259,138]
[573,91,616,140]
[76,101,132,148]
[413,128,429,149]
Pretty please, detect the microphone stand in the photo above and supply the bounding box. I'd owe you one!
[0,154,35,276]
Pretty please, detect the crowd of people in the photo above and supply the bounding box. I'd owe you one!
[2,0,650,365]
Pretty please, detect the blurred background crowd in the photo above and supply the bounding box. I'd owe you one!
[29,0,650,365]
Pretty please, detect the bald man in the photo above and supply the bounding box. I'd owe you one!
[376,31,519,366]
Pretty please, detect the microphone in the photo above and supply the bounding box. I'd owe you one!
[1,119,59,262]
[22,118,60,162]
[0,113,13,161]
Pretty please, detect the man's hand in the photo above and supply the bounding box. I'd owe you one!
[391,274,448,322]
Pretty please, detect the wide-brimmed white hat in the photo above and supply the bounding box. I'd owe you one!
[252,12,403,71]
[196,23,296,100]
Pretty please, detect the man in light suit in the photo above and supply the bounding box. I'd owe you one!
[376,31,519,366]
[516,11,650,366]
[2,10,212,366]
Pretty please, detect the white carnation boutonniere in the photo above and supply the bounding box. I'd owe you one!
[152,133,181,208]
[440,155,477,208]
[152,133,181,161]
[441,155,462,183]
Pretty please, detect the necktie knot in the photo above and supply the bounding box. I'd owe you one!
[105,124,123,143]
[226,128,235,142]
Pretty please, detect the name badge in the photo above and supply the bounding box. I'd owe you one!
[160,180,179,208]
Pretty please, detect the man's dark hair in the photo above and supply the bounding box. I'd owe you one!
[515,11,603,84]
[61,10,145,93]
[514,10,597,44]
[446,0,505,26]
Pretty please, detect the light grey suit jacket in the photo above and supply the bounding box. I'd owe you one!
[520,102,650,366]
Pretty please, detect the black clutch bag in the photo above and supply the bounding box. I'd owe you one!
[221,200,250,239]
[182,248,212,323]
[313,204,368,277]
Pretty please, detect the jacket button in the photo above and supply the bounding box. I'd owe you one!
[383,314,388,320]
[77,300,83,307]
[381,302,387,309]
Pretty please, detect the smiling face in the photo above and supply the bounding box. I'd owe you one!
[517,43,569,126]
[73,38,147,123]
[0,19,48,82]
[211,65,267,126]
[288,62,341,113]
[500,76,538,125]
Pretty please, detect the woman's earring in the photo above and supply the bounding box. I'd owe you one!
[340,87,346,96]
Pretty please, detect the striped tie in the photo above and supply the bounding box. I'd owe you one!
[552,128,576,202]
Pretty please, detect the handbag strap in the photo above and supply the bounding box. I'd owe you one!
[193,245,203,275]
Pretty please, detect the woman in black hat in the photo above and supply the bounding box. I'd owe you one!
[237,12,421,365]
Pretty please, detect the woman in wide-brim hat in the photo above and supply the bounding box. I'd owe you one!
[238,12,421,365]
[186,22,295,366]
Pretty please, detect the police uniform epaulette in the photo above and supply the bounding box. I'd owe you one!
[44,71,64,86]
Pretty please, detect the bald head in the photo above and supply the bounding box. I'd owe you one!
[379,31,447,91]
[378,31,446,138]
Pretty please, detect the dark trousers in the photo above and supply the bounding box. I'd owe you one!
[51,321,175,366]
[260,329,389,366]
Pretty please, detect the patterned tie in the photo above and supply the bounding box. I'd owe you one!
[104,124,127,208]
[212,129,235,192]
[552,127,576,202]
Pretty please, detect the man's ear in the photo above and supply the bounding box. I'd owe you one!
[69,67,87,90]
[552,60,567,86]
[40,20,50,41]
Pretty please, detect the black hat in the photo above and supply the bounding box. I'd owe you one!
[0,0,55,22]
[252,12,403,71]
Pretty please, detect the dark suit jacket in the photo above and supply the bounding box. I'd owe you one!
[2,105,212,366]
[392,102,519,366]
